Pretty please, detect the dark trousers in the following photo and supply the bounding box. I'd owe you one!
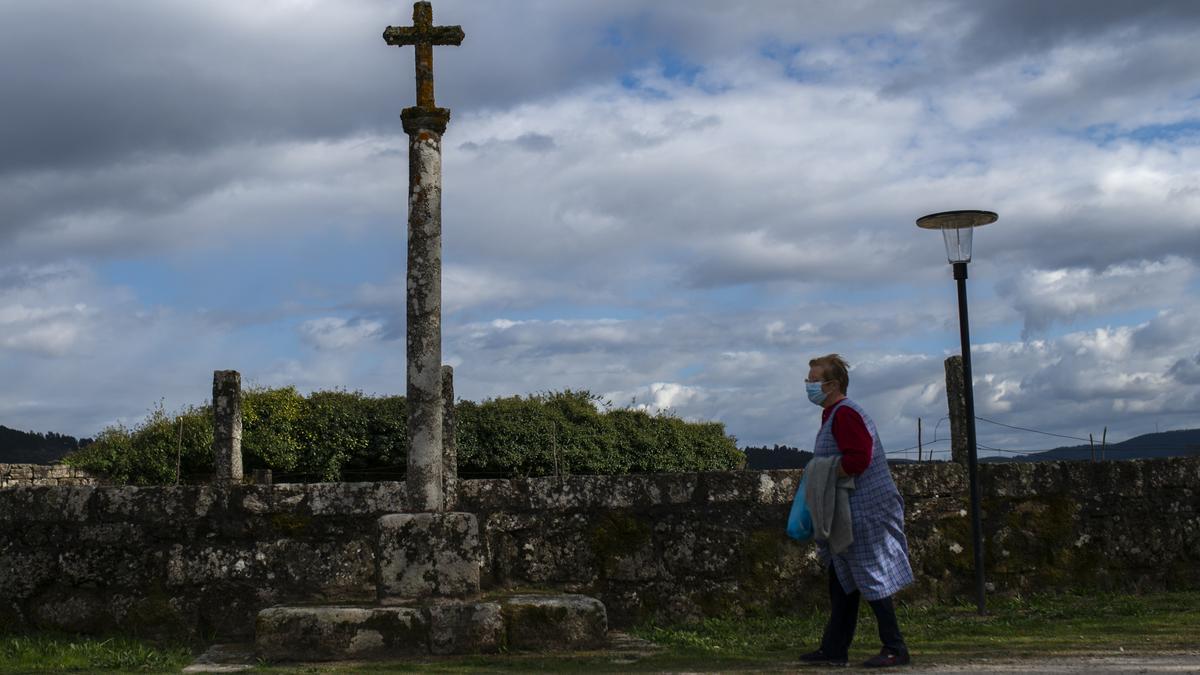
[819,566,907,657]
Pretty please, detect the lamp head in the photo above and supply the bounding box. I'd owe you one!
[916,210,998,264]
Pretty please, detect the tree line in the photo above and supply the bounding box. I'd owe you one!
[0,426,93,465]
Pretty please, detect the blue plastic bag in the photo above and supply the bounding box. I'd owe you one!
[786,471,814,541]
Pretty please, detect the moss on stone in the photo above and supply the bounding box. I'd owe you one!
[363,611,428,649]
[589,511,650,576]
[0,602,22,633]
[270,513,313,536]
[694,586,738,618]
[733,529,789,614]
[124,584,191,641]
[506,602,567,628]
[919,508,976,580]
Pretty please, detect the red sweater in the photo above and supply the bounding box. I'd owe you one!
[821,402,873,475]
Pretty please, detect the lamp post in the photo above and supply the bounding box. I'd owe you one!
[917,209,997,616]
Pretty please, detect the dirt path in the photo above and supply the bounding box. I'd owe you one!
[185,643,1200,673]
[903,653,1200,673]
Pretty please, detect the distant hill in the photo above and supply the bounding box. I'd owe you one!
[747,429,1200,469]
[0,425,93,465]
[741,445,812,470]
[981,428,1200,463]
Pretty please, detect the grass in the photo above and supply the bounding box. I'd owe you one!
[634,590,1200,666]
[0,632,192,673]
[3,591,1198,672]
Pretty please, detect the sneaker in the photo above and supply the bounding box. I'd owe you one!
[799,648,849,666]
[862,647,911,668]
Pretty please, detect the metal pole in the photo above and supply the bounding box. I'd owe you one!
[954,261,986,615]
[918,417,923,462]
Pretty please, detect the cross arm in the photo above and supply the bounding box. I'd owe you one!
[383,25,464,47]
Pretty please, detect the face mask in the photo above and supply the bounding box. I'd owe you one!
[806,381,827,406]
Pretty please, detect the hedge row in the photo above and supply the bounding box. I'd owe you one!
[63,388,744,485]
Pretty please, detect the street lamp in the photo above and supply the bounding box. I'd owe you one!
[917,208,997,616]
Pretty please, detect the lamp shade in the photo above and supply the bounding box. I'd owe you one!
[916,210,998,264]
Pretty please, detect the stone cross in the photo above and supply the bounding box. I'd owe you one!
[383,2,464,110]
[384,2,464,512]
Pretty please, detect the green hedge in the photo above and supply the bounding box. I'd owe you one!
[63,388,743,485]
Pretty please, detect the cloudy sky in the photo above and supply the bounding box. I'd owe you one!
[2,0,1198,459]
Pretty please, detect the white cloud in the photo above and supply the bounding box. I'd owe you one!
[298,317,384,350]
[997,257,1195,337]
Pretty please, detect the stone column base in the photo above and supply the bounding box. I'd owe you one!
[376,512,480,601]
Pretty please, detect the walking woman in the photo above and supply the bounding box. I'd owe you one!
[799,354,914,668]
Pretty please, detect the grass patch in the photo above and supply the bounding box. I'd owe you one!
[905,591,1200,659]
[0,632,193,673]
[634,591,1200,663]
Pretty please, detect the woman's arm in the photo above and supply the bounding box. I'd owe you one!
[832,406,873,476]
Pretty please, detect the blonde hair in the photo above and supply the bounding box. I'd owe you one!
[809,354,850,394]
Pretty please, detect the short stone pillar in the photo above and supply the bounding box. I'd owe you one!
[944,356,969,465]
[442,364,457,510]
[212,370,244,486]
[377,512,480,601]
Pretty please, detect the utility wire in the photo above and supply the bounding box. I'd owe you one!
[974,416,1092,443]
[976,442,1039,455]
[894,437,949,454]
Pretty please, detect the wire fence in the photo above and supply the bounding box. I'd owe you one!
[883,415,1197,462]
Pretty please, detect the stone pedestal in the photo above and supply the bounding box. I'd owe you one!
[254,509,609,661]
[377,512,480,601]
[254,594,606,661]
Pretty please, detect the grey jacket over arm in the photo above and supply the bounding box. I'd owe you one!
[805,454,855,555]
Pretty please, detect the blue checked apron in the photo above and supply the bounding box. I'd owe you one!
[814,398,914,600]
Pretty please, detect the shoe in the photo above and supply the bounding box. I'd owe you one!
[799,648,849,666]
[862,647,911,668]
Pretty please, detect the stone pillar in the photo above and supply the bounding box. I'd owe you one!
[403,107,450,512]
[212,370,243,486]
[944,356,969,465]
[442,364,457,510]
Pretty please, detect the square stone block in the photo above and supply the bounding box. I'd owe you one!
[427,600,504,655]
[256,605,427,661]
[377,512,480,600]
[501,594,608,651]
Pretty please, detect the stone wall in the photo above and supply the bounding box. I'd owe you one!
[0,463,102,488]
[0,457,1196,641]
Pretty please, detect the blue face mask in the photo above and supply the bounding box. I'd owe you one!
[806,381,827,406]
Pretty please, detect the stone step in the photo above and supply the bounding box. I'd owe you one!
[254,594,607,661]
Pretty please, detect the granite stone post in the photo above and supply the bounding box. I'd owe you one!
[442,364,457,510]
[945,356,969,465]
[212,370,243,486]
[403,107,448,512]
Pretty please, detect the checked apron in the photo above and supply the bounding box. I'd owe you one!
[814,398,914,600]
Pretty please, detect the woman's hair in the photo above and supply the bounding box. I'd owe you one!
[809,353,850,394]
